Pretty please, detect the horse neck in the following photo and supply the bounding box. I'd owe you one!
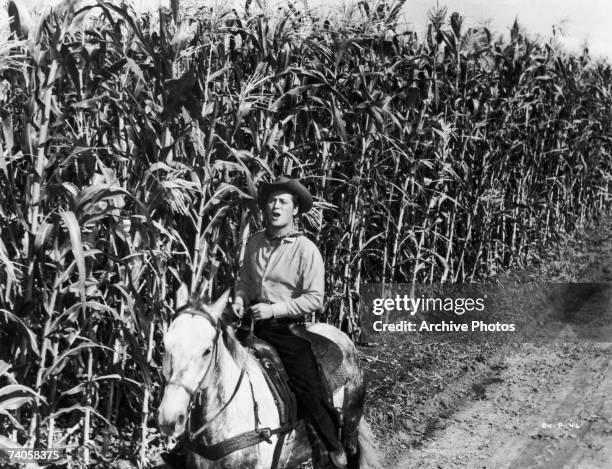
[203,337,244,409]
[195,334,265,442]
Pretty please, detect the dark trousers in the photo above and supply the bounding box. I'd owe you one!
[255,323,342,453]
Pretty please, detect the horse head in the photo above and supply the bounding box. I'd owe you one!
[157,290,230,438]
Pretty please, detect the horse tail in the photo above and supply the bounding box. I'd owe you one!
[357,417,383,468]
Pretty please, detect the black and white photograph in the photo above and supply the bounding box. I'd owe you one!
[0,0,611,467]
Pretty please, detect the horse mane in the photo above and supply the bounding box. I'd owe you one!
[220,319,249,366]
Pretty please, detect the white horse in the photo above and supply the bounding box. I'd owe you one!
[157,291,381,468]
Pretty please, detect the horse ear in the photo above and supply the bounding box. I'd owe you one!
[209,289,231,321]
[176,283,189,309]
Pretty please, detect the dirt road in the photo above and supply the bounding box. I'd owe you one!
[390,219,612,469]
[391,341,612,469]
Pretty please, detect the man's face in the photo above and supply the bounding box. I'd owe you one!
[266,191,298,229]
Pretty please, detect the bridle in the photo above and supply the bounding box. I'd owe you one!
[166,312,219,398]
[165,306,249,442]
[163,306,294,465]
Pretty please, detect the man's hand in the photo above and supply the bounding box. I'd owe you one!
[249,303,274,321]
[231,298,245,319]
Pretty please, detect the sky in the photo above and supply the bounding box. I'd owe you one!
[14,0,612,59]
[391,0,612,59]
[131,0,611,59]
[305,0,611,59]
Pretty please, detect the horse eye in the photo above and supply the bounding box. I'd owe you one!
[202,349,211,357]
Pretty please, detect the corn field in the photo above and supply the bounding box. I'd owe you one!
[0,0,610,466]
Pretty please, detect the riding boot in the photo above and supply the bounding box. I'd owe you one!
[329,448,348,469]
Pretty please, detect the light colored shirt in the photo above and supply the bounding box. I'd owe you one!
[235,231,325,319]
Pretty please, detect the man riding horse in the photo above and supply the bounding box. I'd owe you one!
[163,176,347,468]
[231,176,347,468]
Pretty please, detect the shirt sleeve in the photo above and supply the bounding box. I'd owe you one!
[271,241,325,319]
[235,237,255,305]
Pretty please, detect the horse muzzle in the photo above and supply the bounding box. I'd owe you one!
[158,393,189,438]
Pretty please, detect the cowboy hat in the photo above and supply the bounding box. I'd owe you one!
[257,176,313,213]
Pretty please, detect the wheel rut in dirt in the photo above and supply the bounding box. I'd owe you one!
[392,342,612,469]
[488,349,612,469]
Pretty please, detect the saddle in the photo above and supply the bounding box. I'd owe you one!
[250,337,298,428]
[289,325,347,391]
[245,327,348,428]
[248,331,347,469]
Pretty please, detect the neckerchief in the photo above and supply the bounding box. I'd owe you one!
[265,225,302,241]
